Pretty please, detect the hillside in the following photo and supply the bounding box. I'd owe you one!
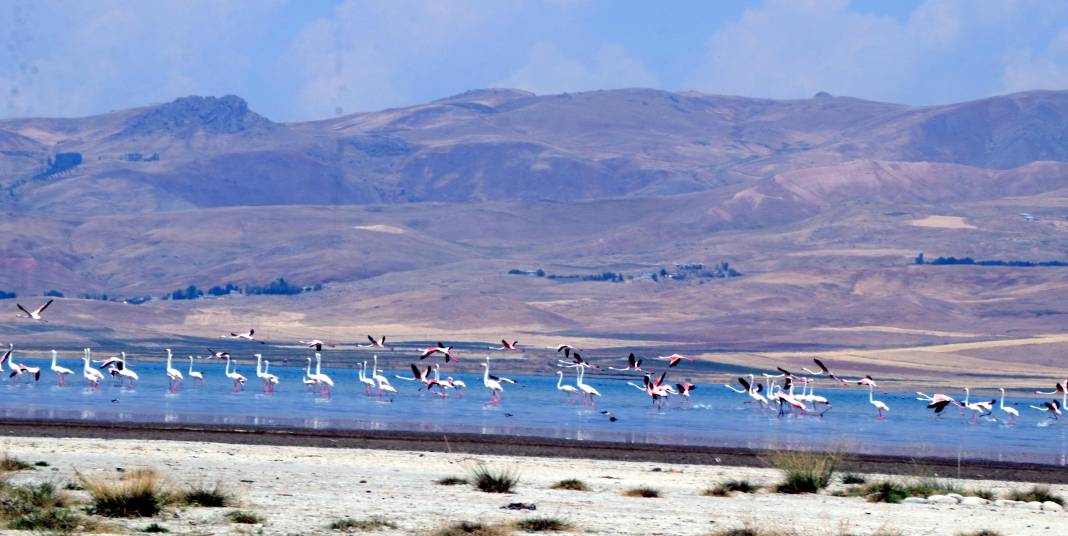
[3,88,1068,383]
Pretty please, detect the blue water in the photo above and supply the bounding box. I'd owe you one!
[2,357,1067,466]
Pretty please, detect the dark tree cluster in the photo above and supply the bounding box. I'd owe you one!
[919,254,1068,267]
[0,290,15,299]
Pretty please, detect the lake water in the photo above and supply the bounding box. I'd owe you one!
[2,356,1066,466]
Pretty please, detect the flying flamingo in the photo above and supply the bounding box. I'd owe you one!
[675,382,696,398]
[224,355,246,392]
[575,364,601,408]
[418,342,453,363]
[480,362,504,405]
[656,353,693,368]
[50,350,73,385]
[868,384,889,418]
[1030,400,1062,419]
[557,351,600,370]
[357,361,376,396]
[227,329,266,344]
[917,392,962,415]
[553,344,577,358]
[802,358,847,384]
[16,299,53,321]
[489,340,522,351]
[187,356,204,385]
[299,339,335,352]
[311,353,334,397]
[165,349,183,392]
[997,388,1019,423]
[359,335,390,350]
[82,350,103,389]
[555,370,580,402]
[608,353,644,372]
[206,349,231,360]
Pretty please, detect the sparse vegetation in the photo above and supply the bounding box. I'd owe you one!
[328,517,398,531]
[79,467,169,517]
[703,480,760,497]
[841,473,866,484]
[142,523,171,533]
[0,480,92,534]
[430,521,512,536]
[956,531,1004,536]
[514,516,572,532]
[435,476,468,486]
[549,478,590,491]
[622,486,660,498]
[226,510,265,524]
[179,481,234,507]
[469,464,519,493]
[858,481,908,503]
[1006,485,1064,506]
[767,451,839,494]
[0,453,33,471]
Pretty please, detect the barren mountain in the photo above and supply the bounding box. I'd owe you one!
[3,88,1068,383]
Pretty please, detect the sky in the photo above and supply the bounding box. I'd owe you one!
[2,0,1068,122]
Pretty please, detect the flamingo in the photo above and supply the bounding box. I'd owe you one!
[50,350,73,385]
[404,363,435,389]
[82,350,103,388]
[656,353,693,368]
[608,353,644,372]
[255,354,278,393]
[489,340,522,351]
[1031,400,1062,419]
[730,375,768,406]
[187,356,204,384]
[771,378,808,416]
[302,357,319,390]
[962,388,994,420]
[224,355,246,392]
[480,362,504,405]
[5,346,41,383]
[357,361,376,396]
[997,388,1019,423]
[555,370,579,403]
[418,342,453,363]
[359,335,390,350]
[115,353,139,388]
[16,299,53,321]
[802,357,847,384]
[557,351,600,370]
[917,392,962,415]
[206,349,231,360]
[868,384,889,418]
[227,329,265,344]
[370,355,394,395]
[575,364,601,408]
[1036,380,1068,412]
[311,353,334,396]
[554,344,577,358]
[165,349,183,392]
[675,382,696,398]
[430,364,455,397]
[300,339,335,352]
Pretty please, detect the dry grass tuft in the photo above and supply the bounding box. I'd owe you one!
[429,520,513,536]
[514,516,572,532]
[179,481,235,507]
[703,480,760,497]
[435,476,469,486]
[622,486,660,498]
[79,467,170,518]
[226,510,265,524]
[1006,485,1064,506]
[0,453,33,472]
[549,479,590,491]
[328,517,398,531]
[0,480,94,533]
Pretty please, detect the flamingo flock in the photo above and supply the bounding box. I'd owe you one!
[3,301,1067,428]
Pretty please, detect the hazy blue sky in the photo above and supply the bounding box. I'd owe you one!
[2,0,1067,121]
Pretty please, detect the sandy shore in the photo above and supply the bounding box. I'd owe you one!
[1,435,1065,535]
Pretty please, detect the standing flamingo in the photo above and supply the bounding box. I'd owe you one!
[224,355,246,392]
[311,353,334,397]
[187,356,204,385]
[357,361,376,396]
[575,364,601,408]
[165,349,183,392]
[480,362,504,405]
[255,354,278,393]
[997,388,1019,423]
[868,384,889,418]
[302,357,319,390]
[50,350,73,385]
[555,370,579,403]
[82,350,103,389]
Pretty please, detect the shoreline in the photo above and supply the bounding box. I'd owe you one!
[3,418,1066,483]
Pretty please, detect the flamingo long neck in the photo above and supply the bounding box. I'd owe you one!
[358,362,365,381]
[306,359,312,377]
[577,365,586,387]
[188,357,194,373]
[315,354,322,375]
[264,361,270,374]
[869,386,875,403]
[225,357,231,375]
[999,390,1006,409]
[748,374,756,394]
[482,365,490,383]
[433,365,440,382]
[51,351,57,367]
[373,355,379,377]
[166,351,172,370]
[256,355,262,375]
[556,372,564,389]
[963,388,970,406]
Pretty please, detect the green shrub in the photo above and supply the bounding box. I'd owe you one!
[470,465,519,493]
[768,451,839,494]
[142,523,171,533]
[704,480,760,496]
[1006,485,1064,506]
[841,473,866,484]
[430,521,512,536]
[0,453,32,472]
